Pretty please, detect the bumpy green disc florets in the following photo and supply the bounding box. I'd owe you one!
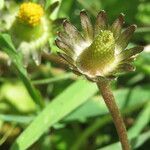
[77,30,115,76]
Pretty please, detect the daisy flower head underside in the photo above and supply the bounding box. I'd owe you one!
[56,10,143,82]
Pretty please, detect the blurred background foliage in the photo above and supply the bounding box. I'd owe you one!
[0,0,150,150]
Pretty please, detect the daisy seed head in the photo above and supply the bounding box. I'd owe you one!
[56,10,144,82]
[56,10,143,82]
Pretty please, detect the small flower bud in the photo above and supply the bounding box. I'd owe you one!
[0,1,61,66]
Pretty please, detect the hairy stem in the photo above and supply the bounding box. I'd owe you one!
[97,80,130,150]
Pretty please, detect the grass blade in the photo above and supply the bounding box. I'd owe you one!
[98,102,150,150]
[0,34,44,109]
[11,79,97,150]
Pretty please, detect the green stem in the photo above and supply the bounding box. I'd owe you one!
[17,69,44,110]
[0,34,44,110]
[32,72,74,85]
[97,80,130,150]
[71,116,111,150]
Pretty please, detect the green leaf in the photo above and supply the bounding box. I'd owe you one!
[132,131,150,149]
[128,102,150,139]
[46,0,62,20]
[65,84,150,122]
[0,0,4,10]
[98,131,150,150]
[98,101,150,150]
[0,33,44,109]
[68,85,150,150]
[0,34,16,52]
[11,79,97,150]
[77,0,102,16]
[0,114,34,124]
[0,82,36,113]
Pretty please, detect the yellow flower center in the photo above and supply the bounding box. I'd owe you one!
[18,2,44,26]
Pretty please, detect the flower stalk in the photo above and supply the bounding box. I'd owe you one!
[97,80,130,150]
[55,10,144,150]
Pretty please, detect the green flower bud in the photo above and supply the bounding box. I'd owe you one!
[0,1,61,66]
[10,19,45,46]
[9,2,50,66]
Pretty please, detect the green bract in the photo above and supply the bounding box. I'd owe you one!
[0,0,60,66]
[56,10,143,82]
